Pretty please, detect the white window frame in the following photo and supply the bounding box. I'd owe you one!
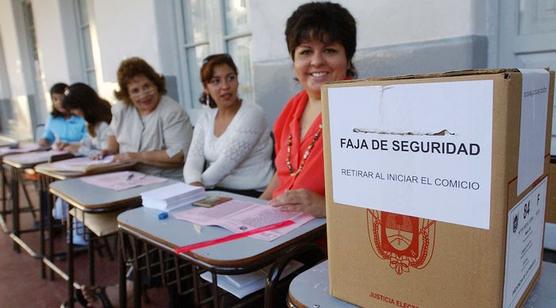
[74,0,97,89]
[174,0,253,122]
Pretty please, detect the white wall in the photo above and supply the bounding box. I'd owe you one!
[0,0,30,97]
[0,0,33,138]
[31,0,73,116]
[90,0,161,87]
[251,0,489,63]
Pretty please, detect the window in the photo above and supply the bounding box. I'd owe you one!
[20,0,42,139]
[176,0,253,117]
[74,0,97,89]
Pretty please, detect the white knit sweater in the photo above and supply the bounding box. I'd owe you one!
[183,102,274,190]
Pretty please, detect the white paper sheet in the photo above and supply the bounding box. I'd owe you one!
[503,177,547,308]
[80,171,168,191]
[328,80,493,229]
[200,260,303,299]
[517,69,550,195]
[172,199,314,241]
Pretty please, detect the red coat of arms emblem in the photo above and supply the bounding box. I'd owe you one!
[367,210,436,275]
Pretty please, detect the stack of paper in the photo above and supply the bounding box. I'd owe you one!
[200,260,303,299]
[141,182,206,211]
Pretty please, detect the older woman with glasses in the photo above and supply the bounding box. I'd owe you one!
[183,54,273,197]
[103,57,193,180]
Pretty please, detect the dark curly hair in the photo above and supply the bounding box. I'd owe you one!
[285,1,357,77]
[49,82,69,117]
[198,53,238,108]
[114,57,166,105]
[63,83,112,137]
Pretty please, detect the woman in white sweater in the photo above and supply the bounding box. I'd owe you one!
[184,54,274,197]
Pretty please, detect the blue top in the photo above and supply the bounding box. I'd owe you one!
[42,115,86,143]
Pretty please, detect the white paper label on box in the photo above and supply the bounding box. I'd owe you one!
[503,177,546,308]
[328,80,493,229]
[517,69,549,196]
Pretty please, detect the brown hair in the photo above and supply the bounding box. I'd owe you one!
[62,83,112,137]
[49,82,69,118]
[285,1,357,77]
[114,57,166,105]
[199,54,238,108]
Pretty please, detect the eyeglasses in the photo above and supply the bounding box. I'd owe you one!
[129,84,156,100]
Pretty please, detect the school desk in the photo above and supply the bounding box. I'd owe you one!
[49,175,175,308]
[0,143,43,233]
[35,159,135,279]
[117,192,326,308]
[2,150,71,254]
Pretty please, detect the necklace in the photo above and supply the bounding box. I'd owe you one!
[286,124,322,177]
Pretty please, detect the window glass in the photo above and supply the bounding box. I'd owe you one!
[184,0,209,43]
[178,0,252,115]
[186,44,209,108]
[76,0,97,88]
[227,36,252,102]
[224,0,249,35]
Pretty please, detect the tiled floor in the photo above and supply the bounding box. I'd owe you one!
[0,184,167,308]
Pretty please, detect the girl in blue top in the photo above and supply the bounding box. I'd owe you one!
[38,83,86,148]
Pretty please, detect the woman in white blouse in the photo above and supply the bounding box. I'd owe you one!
[103,57,193,180]
[184,54,274,197]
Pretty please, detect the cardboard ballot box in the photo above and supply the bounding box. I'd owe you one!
[322,69,554,308]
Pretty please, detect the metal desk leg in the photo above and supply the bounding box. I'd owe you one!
[10,166,20,253]
[119,232,127,308]
[88,228,95,286]
[39,174,48,279]
[0,165,8,233]
[68,204,75,308]
[133,236,142,308]
[47,184,55,280]
[211,272,219,308]
[192,265,201,306]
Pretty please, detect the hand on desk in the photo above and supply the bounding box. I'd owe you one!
[271,189,326,218]
[61,143,80,154]
[113,152,138,164]
[52,140,67,151]
[38,138,50,149]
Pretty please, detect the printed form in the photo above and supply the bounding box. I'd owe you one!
[172,199,314,241]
